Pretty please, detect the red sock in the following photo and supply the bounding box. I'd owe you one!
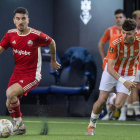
[10,99,22,118]
[9,110,14,118]
[20,112,22,118]
[8,110,22,118]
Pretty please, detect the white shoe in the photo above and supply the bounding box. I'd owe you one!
[85,126,95,135]
[12,120,26,135]
[118,115,126,121]
[101,114,110,120]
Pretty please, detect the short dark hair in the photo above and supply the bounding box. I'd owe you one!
[122,18,137,31]
[114,9,125,16]
[14,7,29,16]
[132,10,140,19]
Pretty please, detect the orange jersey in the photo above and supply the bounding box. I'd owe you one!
[101,25,122,43]
[103,34,140,76]
[136,29,140,70]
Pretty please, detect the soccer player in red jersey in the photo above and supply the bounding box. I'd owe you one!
[85,19,139,135]
[0,7,61,135]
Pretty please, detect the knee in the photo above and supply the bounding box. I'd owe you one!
[97,99,106,107]
[115,102,124,109]
[6,100,10,108]
[6,89,15,100]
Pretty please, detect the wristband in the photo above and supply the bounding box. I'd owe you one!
[118,77,126,84]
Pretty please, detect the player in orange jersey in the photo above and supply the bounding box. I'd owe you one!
[98,9,126,60]
[98,9,126,121]
[127,10,140,121]
[85,19,138,135]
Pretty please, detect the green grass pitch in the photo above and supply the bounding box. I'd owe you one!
[0,116,140,140]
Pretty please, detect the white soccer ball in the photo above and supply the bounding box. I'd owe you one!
[0,119,13,138]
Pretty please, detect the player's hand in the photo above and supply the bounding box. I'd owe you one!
[50,61,61,72]
[123,81,137,91]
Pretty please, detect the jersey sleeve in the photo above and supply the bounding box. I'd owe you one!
[0,32,10,50]
[100,28,110,43]
[36,32,52,46]
[106,37,118,59]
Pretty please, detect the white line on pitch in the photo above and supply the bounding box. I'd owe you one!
[23,121,140,126]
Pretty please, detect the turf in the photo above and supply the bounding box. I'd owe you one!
[0,116,140,140]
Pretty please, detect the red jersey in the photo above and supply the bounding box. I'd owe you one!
[103,34,140,76]
[0,28,52,81]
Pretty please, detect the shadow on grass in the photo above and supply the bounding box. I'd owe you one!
[10,134,87,137]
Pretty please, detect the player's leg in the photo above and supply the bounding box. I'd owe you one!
[127,69,140,121]
[6,83,23,115]
[109,92,128,118]
[6,83,26,135]
[6,100,13,118]
[115,92,128,109]
[101,92,114,120]
[85,90,110,135]
[118,100,127,121]
[109,75,135,118]
[6,99,22,119]
[131,82,140,121]
[6,73,18,118]
[11,77,40,135]
[127,93,134,120]
[85,71,116,135]
[102,91,127,121]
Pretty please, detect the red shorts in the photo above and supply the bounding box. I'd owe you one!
[8,73,41,98]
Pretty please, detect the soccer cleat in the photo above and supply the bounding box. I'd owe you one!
[12,120,26,135]
[101,114,110,120]
[108,104,117,118]
[85,126,95,135]
[118,115,126,121]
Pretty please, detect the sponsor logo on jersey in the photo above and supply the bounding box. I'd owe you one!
[12,40,16,44]
[27,40,33,46]
[118,55,137,59]
[13,49,31,55]
[120,50,123,53]
[46,37,49,41]
[134,49,139,52]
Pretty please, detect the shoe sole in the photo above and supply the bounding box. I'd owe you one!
[12,129,26,135]
[85,133,94,135]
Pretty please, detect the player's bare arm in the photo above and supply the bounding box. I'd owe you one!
[0,46,4,54]
[98,41,105,60]
[49,39,61,72]
[107,58,136,91]
[107,58,121,80]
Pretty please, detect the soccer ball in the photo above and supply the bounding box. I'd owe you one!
[0,119,13,138]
